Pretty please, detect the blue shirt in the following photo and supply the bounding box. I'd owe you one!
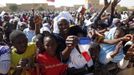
[23,28,35,42]
[99,27,124,64]
[0,44,10,74]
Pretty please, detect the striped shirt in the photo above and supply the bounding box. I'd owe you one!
[0,44,10,75]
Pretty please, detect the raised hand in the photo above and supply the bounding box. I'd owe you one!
[104,0,111,8]
[114,41,123,54]
[34,15,42,25]
[124,44,134,60]
[112,0,121,7]
[66,35,78,49]
[18,58,29,68]
[123,34,133,42]
[110,41,123,58]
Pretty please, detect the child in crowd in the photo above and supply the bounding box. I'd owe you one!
[36,33,67,75]
[0,27,10,75]
[9,30,37,75]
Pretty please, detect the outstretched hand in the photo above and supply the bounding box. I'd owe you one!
[123,34,133,42]
[114,41,123,54]
[18,58,29,68]
[34,15,42,25]
[104,0,111,8]
[124,44,134,60]
[110,41,123,58]
[66,35,78,49]
[111,0,121,7]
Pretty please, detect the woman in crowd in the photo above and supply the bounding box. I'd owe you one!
[36,33,67,75]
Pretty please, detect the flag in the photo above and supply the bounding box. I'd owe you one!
[78,37,92,62]
[47,0,55,2]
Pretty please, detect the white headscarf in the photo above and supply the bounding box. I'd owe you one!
[53,11,74,34]
[40,23,51,33]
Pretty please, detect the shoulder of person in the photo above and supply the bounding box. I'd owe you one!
[53,33,64,41]
[0,45,10,56]
[23,28,29,32]
[28,42,36,48]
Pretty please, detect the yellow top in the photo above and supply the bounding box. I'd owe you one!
[9,42,36,75]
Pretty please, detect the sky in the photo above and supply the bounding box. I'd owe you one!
[0,0,134,7]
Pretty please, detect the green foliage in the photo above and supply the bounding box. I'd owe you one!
[37,7,44,11]
[117,6,128,12]
[9,4,18,12]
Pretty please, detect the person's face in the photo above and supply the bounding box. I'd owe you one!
[58,19,69,34]
[115,20,121,27]
[35,37,44,51]
[13,35,28,54]
[114,29,125,39]
[43,37,57,56]
[29,21,35,30]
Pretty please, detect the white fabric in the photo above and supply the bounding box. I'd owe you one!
[106,51,114,62]
[118,58,129,69]
[0,53,10,61]
[23,28,35,42]
[84,19,93,26]
[40,23,51,33]
[125,41,133,46]
[0,61,10,74]
[68,48,93,69]
[111,18,120,28]
[53,11,74,34]
[106,51,129,69]
[0,11,5,16]
[78,44,90,52]
[0,53,10,74]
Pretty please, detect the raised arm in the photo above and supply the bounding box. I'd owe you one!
[108,0,121,25]
[95,0,111,23]
[101,34,133,44]
[34,15,42,35]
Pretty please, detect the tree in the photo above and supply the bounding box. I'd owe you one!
[37,7,44,11]
[9,4,18,12]
[117,6,128,12]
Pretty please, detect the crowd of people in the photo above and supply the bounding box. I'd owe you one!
[0,0,134,75]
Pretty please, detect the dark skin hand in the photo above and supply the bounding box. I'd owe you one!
[104,0,111,9]
[124,44,134,60]
[111,0,121,8]
[62,35,78,61]
[101,34,133,45]
[12,58,29,75]
[34,15,42,35]
[97,0,111,20]
[111,41,123,58]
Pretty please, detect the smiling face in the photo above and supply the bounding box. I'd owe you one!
[114,26,127,39]
[35,34,44,53]
[58,19,69,34]
[43,36,57,56]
